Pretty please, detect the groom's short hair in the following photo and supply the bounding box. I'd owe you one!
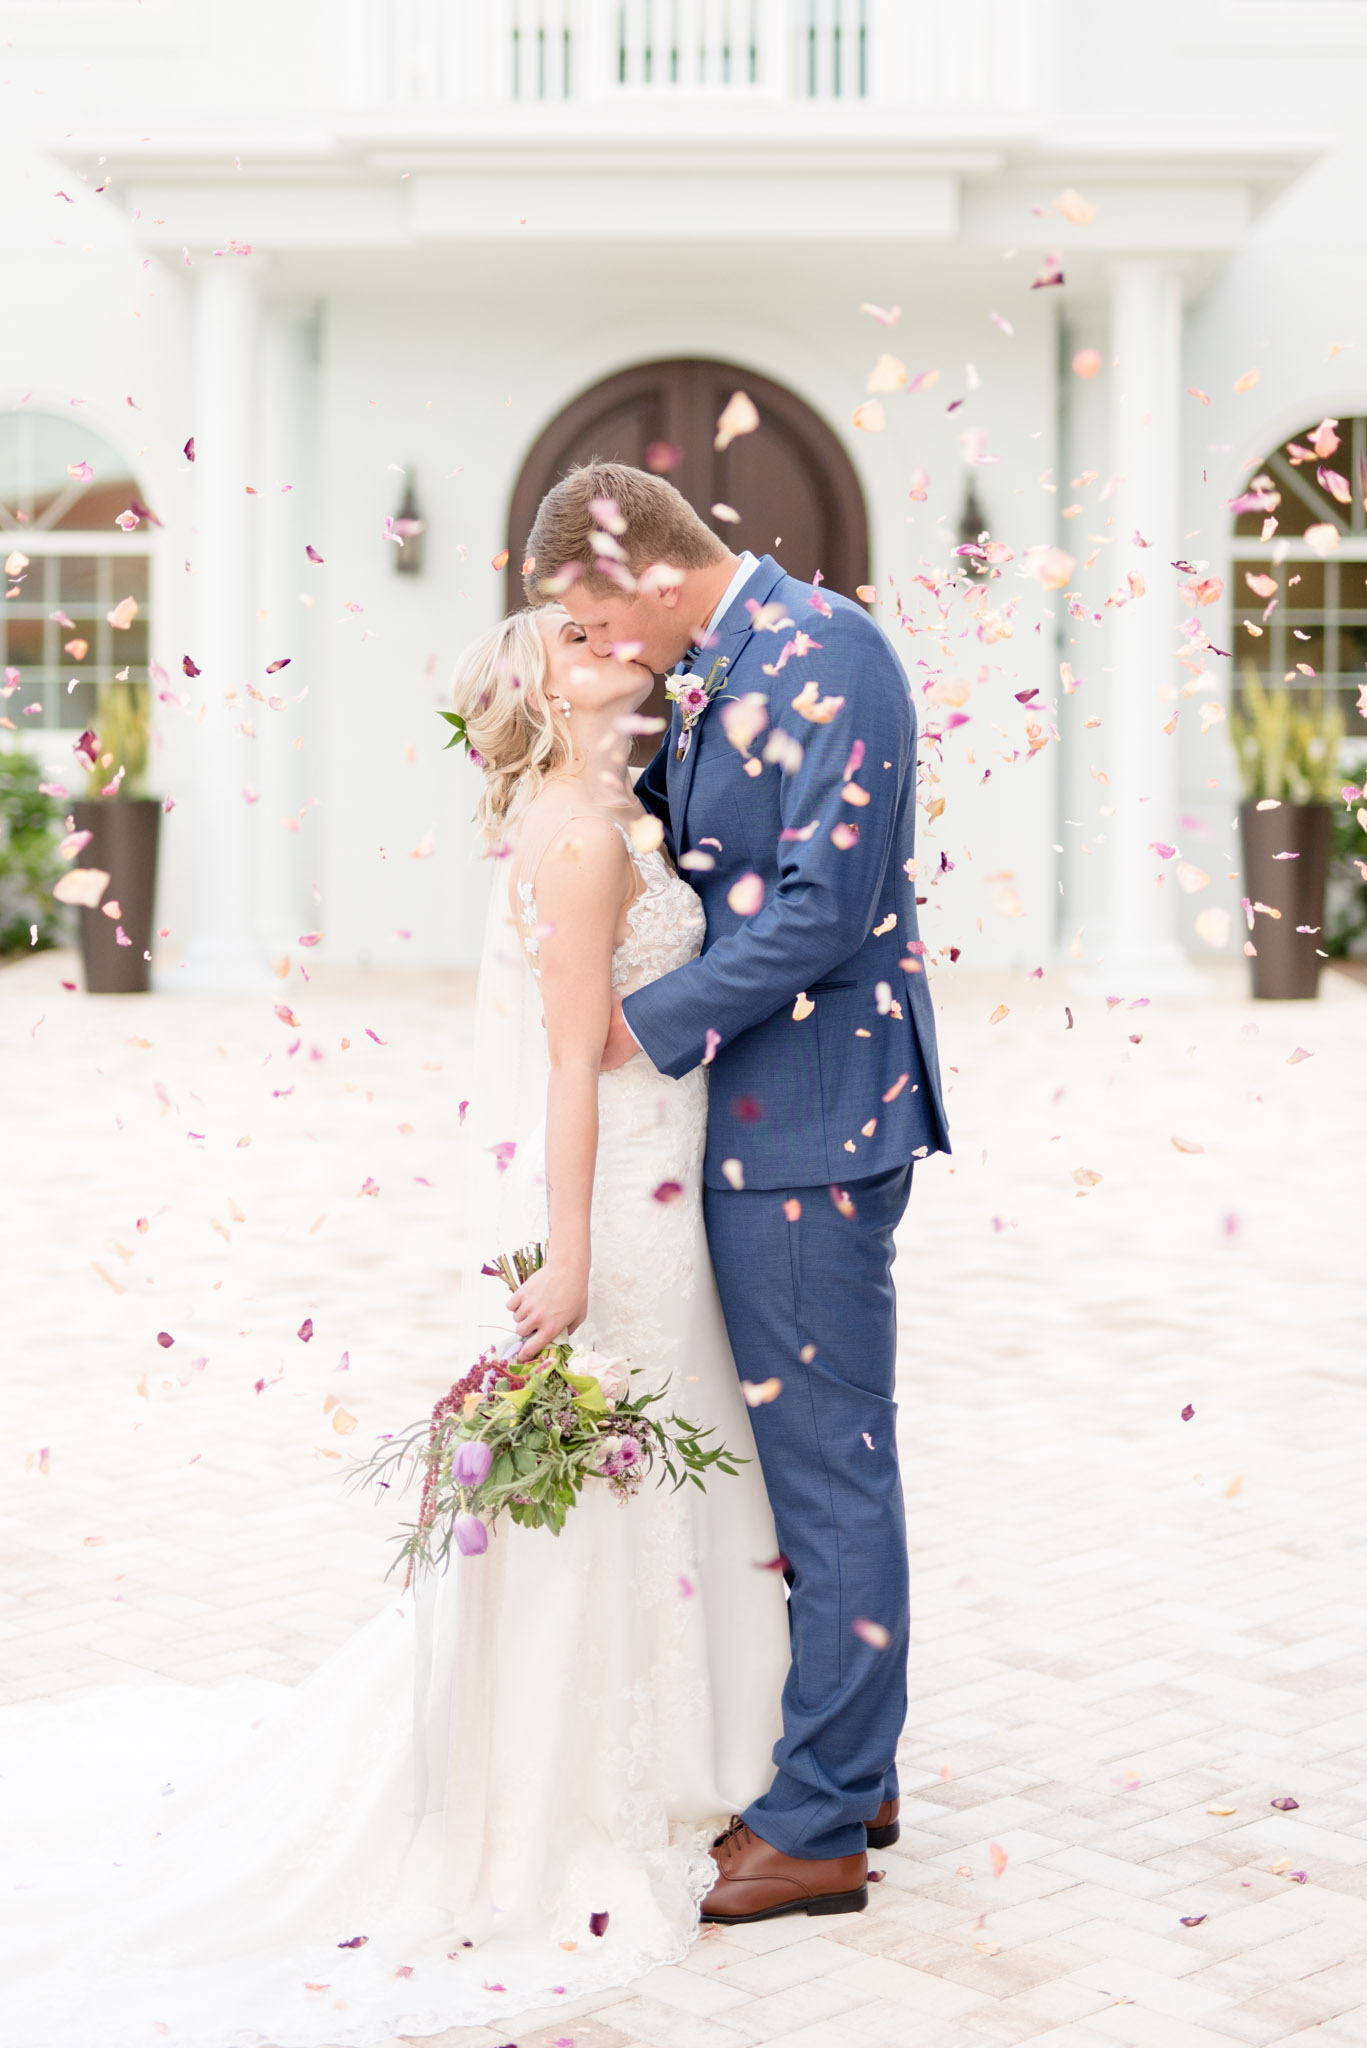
[523,461,726,601]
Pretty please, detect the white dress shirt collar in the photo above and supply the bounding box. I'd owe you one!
[689,549,760,663]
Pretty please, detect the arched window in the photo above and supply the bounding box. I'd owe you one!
[1,413,152,732]
[1231,415,1367,713]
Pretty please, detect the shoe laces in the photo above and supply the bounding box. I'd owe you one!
[713,1814,751,1862]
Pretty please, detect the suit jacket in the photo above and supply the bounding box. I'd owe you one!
[623,556,951,1191]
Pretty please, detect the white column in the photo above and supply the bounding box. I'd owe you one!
[1098,256,1200,991]
[182,257,270,989]
[255,302,315,961]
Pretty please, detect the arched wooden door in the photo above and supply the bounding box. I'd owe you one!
[506,358,868,750]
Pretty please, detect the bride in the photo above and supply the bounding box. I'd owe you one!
[0,608,790,2046]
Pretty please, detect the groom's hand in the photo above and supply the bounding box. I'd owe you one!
[601,995,642,1072]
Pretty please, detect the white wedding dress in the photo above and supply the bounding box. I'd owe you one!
[0,831,791,2047]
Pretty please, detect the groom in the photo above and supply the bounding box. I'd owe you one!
[525,462,949,1921]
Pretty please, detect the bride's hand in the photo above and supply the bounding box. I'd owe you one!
[508,1261,588,1362]
[601,995,642,1072]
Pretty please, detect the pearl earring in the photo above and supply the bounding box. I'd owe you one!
[558,698,572,715]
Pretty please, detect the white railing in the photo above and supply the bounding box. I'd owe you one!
[346,0,1049,112]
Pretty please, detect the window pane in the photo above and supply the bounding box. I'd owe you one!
[1284,627,1327,675]
[119,620,149,666]
[1335,620,1367,680]
[58,681,98,728]
[59,557,100,603]
[1283,562,1327,610]
[3,617,46,665]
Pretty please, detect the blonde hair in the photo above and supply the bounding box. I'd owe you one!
[450,608,571,841]
[523,459,725,602]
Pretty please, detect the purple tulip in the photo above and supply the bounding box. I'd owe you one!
[454,1439,492,1488]
[453,1512,488,1557]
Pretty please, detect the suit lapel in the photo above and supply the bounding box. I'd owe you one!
[674,556,786,850]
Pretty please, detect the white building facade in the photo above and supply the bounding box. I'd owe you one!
[2,0,1363,983]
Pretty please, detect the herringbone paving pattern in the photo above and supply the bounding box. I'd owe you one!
[4,952,1365,2048]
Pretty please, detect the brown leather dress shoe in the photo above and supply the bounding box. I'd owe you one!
[866,1796,900,1849]
[700,1816,868,1924]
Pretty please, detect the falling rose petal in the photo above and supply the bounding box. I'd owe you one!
[183,654,201,677]
[702,1028,721,1066]
[727,873,764,916]
[1171,1136,1204,1154]
[1233,368,1260,393]
[783,1197,802,1221]
[627,814,664,857]
[852,400,885,432]
[853,1618,890,1649]
[1286,1047,1313,1065]
[866,352,906,392]
[740,1377,783,1406]
[365,1029,387,1045]
[989,1843,1009,1878]
[1072,348,1102,379]
[721,1157,745,1190]
[652,1180,684,1204]
[1180,1914,1207,1927]
[1181,1404,1195,1421]
[336,1935,369,1949]
[989,311,1014,335]
[589,1910,610,1937]
[756,1553,792,1573]
[1072,1168,1102,1188]
[1271,1797,1300,1811]
[156,1332,175,1349]
[989,1004,1010,1025]
[394,1965,414,1978]
[859,302,901,325]
[1030,251,1064,289]
[714,390,759,451]
[298,931,322,947]
[298,1317,314,1343]
[53,867,110,908]
[1055,185,1098,224]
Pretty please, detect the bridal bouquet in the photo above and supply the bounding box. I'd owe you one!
[352,1243,744,1585]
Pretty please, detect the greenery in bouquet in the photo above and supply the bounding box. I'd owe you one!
[352,1243,745,1586]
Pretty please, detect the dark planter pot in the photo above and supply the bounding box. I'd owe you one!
[71,797,161,995]
[1238,800,1330,1000]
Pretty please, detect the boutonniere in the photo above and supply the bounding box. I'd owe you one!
[666,656,729,761]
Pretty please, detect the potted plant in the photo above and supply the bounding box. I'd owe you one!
[0,748,64,959]
[1229,669,1343,999]
[71,679,160,994]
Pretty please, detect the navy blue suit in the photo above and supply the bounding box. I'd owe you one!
[624,556,950,1859]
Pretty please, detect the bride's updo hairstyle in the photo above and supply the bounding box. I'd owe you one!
[449,607,570,841]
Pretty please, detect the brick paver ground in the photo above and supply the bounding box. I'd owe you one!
[4,949,1365,2048]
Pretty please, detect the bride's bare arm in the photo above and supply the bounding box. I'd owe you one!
[508,818,631,1361]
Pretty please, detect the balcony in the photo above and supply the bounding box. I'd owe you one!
[344,0,1054,118]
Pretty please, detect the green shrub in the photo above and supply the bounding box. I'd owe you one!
[0,749,65,957]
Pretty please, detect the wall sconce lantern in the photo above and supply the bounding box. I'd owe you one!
[956,477,991,578]
[391,475,426,576]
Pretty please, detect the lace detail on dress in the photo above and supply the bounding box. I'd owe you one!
[517,823,705,995]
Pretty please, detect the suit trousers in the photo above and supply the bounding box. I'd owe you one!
[703,1163,914,1860]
